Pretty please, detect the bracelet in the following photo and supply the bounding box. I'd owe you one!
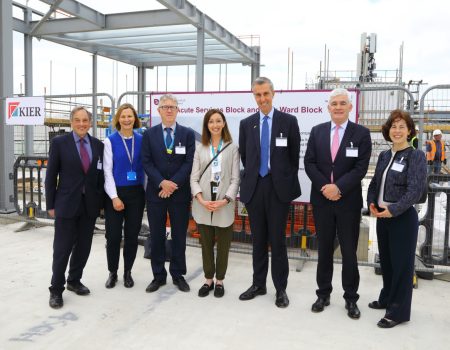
[224,196,232,203]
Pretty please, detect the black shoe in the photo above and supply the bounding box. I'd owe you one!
[368,301,386,309]
[377,318,400,328]
[145,279,166,293]
[49,293,63,309]
[105,272,118,289]
[66,282,90,296]
[123,271,134,288]
[311,297,330,312]
[173,277,190,292]
[346,301,361,319]
[198,282,214,297]
[214,284,224,298]
[239,285,267,301]
[275,290,289,308]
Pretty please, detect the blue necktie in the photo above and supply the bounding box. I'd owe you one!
[259,116,269,177]
[165,127,173,149]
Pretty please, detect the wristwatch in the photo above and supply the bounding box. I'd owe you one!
[224,195,232,203]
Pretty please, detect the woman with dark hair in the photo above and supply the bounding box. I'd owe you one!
[190,109,240,298]
[103,103,145,289]
[367,109,427,328]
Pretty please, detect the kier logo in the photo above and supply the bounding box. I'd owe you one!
[8,102,20,119]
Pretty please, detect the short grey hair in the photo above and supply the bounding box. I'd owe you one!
[329,88,351,102]
[252,77,274,92]
[70,106,92,121]
[158,94,178,107]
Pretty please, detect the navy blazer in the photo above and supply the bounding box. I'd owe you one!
[239,109,301,204]
[304,120,371,209]
[45,132,105,219]
[141,122,195,203]
[367,147,427,217]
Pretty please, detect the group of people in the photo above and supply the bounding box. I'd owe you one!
[45,78,427,329]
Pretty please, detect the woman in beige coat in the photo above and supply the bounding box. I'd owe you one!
[190,109,240,298]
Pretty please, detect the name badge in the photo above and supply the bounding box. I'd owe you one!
[127,171,137,181]
[175,145,186,154]
[212,186,219,194]
[391,162,405,172]
[276,133,288,147]
[212,162,221,174]
[97,160,103,170]
[346,147,358,157]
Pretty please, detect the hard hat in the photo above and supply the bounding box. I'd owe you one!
[433,129,442,136]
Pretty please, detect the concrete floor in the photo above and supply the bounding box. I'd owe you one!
[1,221,449,350]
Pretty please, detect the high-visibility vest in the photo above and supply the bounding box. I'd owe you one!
[426,140,445,161]
[410,136,418,149]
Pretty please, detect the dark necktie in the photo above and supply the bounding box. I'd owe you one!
[79,137,90,174]
[259,116,269,177]
[165,127,173,149]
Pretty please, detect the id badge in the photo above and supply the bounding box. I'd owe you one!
[391,162,405,172]
[97,160,103,170]
[127,171,137,181]
[276,137,288,147]
[276,133,288,147]
[211,162,221,173]
[175,145,186,154]
[346,147,358,157]
[212,186,219,194]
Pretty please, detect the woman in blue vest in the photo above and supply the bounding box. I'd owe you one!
[103,103,145,288]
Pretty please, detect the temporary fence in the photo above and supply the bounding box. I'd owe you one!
[9,86,450,278]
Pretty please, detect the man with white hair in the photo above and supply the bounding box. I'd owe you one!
[304,88,372,320]
[426,129,446,174]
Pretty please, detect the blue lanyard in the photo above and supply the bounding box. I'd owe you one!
[210,139,223,158]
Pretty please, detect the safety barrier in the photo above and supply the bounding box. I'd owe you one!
[419,174,450,268]
[13,156,49,220]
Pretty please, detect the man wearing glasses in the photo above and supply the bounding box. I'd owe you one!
[141,94,195,293]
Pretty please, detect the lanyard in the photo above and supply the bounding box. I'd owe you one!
[120,133,135,169]
[210,139,223,158]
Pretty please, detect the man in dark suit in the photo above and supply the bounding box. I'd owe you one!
[141,94,195,293]
[304,88,371,319]
[238,77,301,308]
[45,106,104,309]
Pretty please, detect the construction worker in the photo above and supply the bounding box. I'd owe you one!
[426,129,446,174]
[410,126,419,149]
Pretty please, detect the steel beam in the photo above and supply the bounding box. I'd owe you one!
[0,0,16,212]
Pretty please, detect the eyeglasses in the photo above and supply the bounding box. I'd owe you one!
[159,105,178,111]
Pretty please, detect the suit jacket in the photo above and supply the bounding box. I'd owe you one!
[45,132,105,219]
[190,142,240,227]
[367,147,427,217]
[239,109,301,204]
[304,120,371,209]
[141,122,195,203]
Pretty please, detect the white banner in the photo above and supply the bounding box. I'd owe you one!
[150,90,359,203]
[5,96,45,125]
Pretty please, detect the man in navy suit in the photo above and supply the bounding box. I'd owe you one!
[304,88,371,319]
[238,77,301,308]
[45,106,104,309]
[141,94,195,293]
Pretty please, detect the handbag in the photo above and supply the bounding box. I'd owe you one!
[199,142,232,181]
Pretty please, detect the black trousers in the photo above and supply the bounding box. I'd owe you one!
[376,206,418,322]
[105,185,145,273]
[312,204,361,302]
[50,198,96,294]
[147,200,190,282]
[246,175,290,291]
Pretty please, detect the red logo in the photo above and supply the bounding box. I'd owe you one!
[8,102,20,119]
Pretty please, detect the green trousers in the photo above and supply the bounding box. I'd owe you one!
[198,224,233,280]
